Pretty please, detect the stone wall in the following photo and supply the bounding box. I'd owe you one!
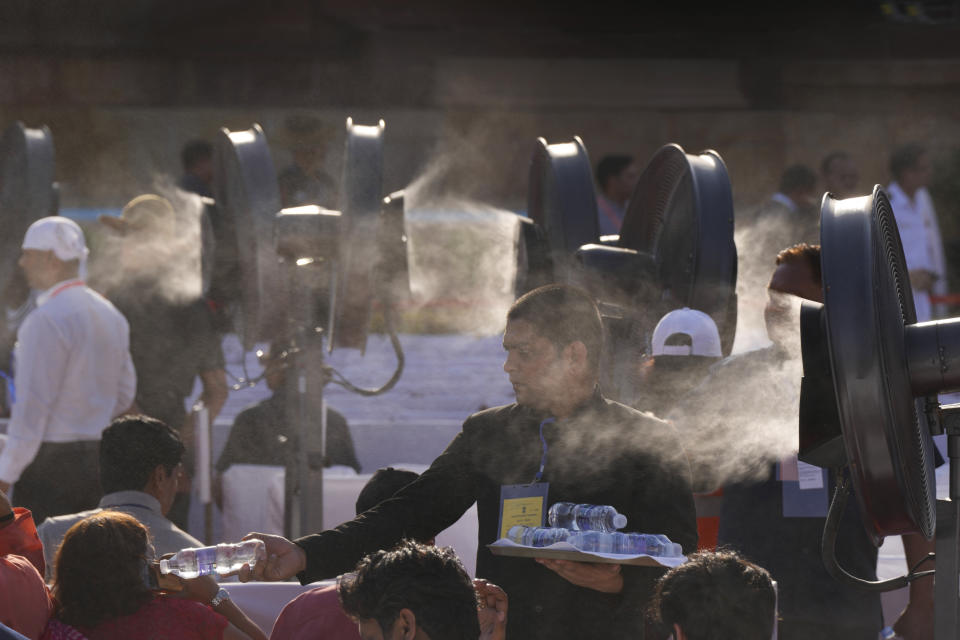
[2,55,960,215]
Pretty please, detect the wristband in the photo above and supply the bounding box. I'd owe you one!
[0,511,14,524]
[210,587,230,607]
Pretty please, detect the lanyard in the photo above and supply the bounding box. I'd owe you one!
[597,197,623,229]
[0,370,13,405]
[534,417,555,483]
[48,280,85,299]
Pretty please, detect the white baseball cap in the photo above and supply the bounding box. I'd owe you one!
[22,216,89,263]
[651,307,723,357]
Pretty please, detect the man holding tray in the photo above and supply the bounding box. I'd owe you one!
[241,284,698,639]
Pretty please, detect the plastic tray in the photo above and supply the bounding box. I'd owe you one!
[487,539,686,568]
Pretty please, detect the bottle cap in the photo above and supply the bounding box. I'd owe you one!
[159,559,172,575]
[613,513,627,529]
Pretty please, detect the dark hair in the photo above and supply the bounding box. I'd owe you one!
[820,151,850,176]
[775,242,821,287]
[355,467,420,515]
[507,284,604,374]
[778,164,817,194]
[596,155,635,189]
[181,139,213,171]
[52,512,154,629]
[338,540,479,640]
[650,550,776,640]
[99,415,185,494]
[890,142,927,181]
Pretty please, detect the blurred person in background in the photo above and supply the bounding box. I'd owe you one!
[750,164,819,247]
[46,511,266,640]
[215,338,360,535]
[0,217,136,524]
[97,194,228,530]
[648,550,776,640]
[277,115,337,209]
[633,307,723,419]
[632,308,725,550]
[820,151,860,199]
[888,142,947,321]
[179,139,215,199]
[38,415,201,581]
[690,243,935,639]
[595,155,640,236]
[337,540,507,640]
[269,467,422,640]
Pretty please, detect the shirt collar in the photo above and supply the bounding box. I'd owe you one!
[98,490,163,514]
[36,278,84,307]
[770,192,798,212]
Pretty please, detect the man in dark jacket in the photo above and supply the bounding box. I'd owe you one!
[240,284,697,639]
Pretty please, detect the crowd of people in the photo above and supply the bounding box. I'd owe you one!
[0,135,950,640]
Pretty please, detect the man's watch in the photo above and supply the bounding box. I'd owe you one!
[210,587,231,608]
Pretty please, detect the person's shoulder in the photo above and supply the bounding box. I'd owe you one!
[279,583,338,614]
[234,398,272,424]
[462,402,526,431]
[599,397,674,431]
[146,518,203,554]
[273,584,354,640]
[79,287,130,325]
[38,508,100,536]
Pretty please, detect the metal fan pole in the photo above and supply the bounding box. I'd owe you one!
[935,420,960,640]
[287,262,329,539]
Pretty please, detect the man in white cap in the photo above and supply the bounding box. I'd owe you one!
[632,307,723,419]
[0,216,136,524]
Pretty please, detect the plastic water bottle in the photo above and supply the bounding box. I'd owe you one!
[547,502,627,532]
[616,533,681,556]
[159,540,266,578]
[506,525,570,547]
[574,532,682,557]
[570,531,614,553]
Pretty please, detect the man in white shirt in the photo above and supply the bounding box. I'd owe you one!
[0,217,136,524]
[887,142,946,322]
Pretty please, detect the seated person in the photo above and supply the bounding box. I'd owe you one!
[0,490,51,640]
[270,467,422,640]
[48,511,265,640]
[218,340,360,475]
[216,339,360,525]
[38,415,201,580]
[338,539,507,640]
[649,550,776,640]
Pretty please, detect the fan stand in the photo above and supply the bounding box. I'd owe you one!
[286,324,330,540]
[934,406,960,639]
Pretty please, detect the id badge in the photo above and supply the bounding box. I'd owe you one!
[779,456,828,518]
[498,482,549,539]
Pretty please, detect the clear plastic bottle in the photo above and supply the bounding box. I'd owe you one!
[549,530,682,556]
[159,540,266,579]
[570,531,614,553]
[547,502,628,532]
[506,526,571,547]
